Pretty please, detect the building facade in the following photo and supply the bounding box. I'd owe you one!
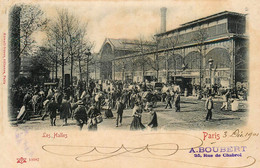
[99,10,248,90]
[99,38,154,80]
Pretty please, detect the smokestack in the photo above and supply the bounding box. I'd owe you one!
[160,7,167,33]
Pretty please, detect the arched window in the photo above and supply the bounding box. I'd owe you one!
[184,51,201,69]
[168,54,183,70]
[205,48,230,69]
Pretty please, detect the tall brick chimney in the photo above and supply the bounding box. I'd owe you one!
[160,7,167,33]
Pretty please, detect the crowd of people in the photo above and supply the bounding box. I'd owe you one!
[11,80,165,130]
[10,79,247,130]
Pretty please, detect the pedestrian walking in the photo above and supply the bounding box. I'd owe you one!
[165,91,172,109]
[22,91,32,120]
[74,100,87,130]
[87,104,101,131]
[174,92,181,112]
[130,102,145,130]
[47,97,59,126]
[205,95,214,121]
[147,105,158,130]
[221,90,229,111]
[104,99,113,118]
[41,98,50,121]
[115,99,124,127]
[60,97,71,126]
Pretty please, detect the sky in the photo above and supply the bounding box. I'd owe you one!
[35,0,248,53]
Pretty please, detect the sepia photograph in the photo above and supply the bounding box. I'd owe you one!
[8,2,248,131]
[1,0,259,168]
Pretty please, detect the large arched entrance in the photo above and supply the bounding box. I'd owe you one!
[181,51,201,93]
[205,47,230,87]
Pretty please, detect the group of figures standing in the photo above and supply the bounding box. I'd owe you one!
[11,79,240,130]
[13,81,161,130]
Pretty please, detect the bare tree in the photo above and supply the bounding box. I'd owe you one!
[128,57,137,82]
[20,5,48,57]
[45,27,60,81]
[66,12,78,84]
[193,26,208,88]
[146,36,159,81]
[134,36,153,82]
[46,9,94,88]
[167,35,181,83]
[114,59,128,81]
[75,27,95,82]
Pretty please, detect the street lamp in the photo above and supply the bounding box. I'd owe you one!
[85,49,91,87]
[208,58,214,90]
[122,62,125,82]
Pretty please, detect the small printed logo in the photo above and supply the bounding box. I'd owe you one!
[17,157,27,164]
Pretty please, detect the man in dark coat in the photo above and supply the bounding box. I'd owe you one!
[165,91,172,109]
[205,95,214,121]
[174,92,181,112]
[47,98,59,126]
[60,97,71,126]
[74,100,87,130]
[116,99,124,127]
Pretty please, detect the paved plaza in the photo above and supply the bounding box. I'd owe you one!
[12,96,248,131]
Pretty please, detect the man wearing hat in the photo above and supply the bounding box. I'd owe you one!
[74,100,87,130]
[116,98,124,127]
[205,95,214,121]
[165,91,172,109]
[47,97,59,126]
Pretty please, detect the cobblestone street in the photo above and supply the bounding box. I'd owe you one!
[12,96,248,131]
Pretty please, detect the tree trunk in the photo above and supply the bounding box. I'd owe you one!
[142,65,145,82]
[55,39,58,82]
[70,51,73,86]
[86,56,89,87]
[165,52,169,84]
[156,70,159,81]
[78,48,82,81]
[61,37,64,90]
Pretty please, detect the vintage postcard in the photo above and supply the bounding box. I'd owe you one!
[0,0,260,167]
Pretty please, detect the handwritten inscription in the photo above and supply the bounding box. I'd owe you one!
[202,129,259,142]
[223,129,259,141]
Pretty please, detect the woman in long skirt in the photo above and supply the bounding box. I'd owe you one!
[130,102,145,130]
[104,99,113,118]
[147,106,158,129]
[87,104,101,131]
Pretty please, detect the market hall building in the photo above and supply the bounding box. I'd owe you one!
[98,10,248,91]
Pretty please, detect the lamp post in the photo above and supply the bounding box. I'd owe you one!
[208,58,214,90]
[85,49,91,87]
[122,62,125,82]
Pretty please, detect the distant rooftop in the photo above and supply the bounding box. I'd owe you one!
[100,38,155,52]
[156,11,246,36]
